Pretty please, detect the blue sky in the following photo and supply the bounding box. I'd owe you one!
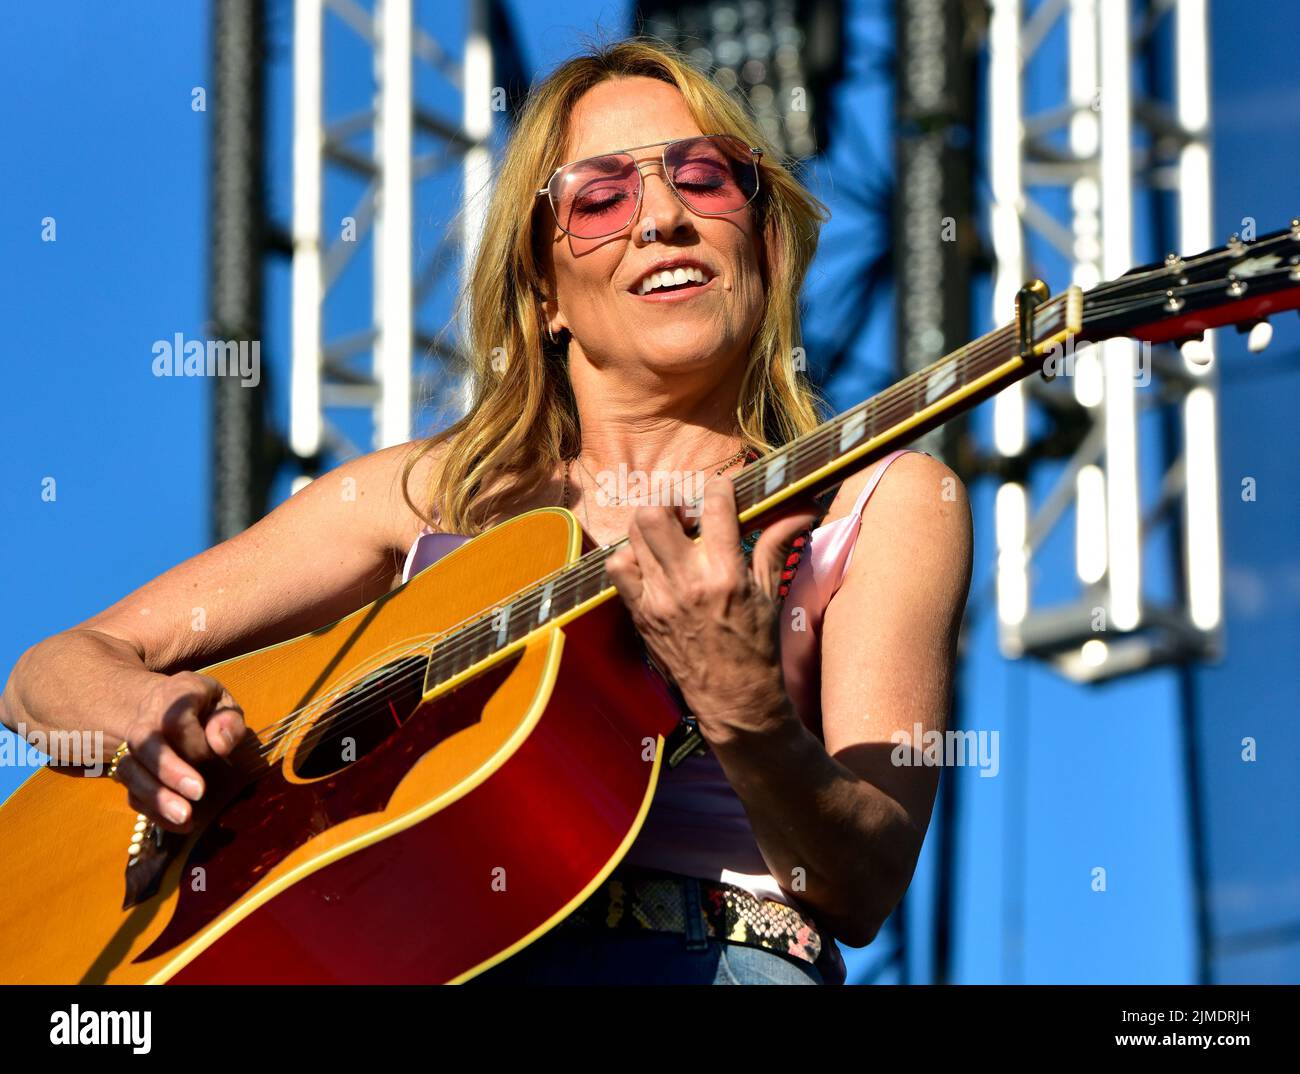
[1,0,1296,983]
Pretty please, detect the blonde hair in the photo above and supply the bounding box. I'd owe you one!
[403,35,831,535]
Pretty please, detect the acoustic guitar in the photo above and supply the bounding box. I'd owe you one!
[1,222,1297,983]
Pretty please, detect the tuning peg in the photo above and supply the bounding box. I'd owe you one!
[1227,233,1246,256]
[1290,218,1300,239]
[1247,320,1274,353]
[1226,273,1248,298]
[1176,332,1212,367]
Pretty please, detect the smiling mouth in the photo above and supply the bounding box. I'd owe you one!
[631,272,716,301]
[632,265,715,297]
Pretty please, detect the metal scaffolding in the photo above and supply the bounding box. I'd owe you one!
[208,0,521,528]
[987,0,1223,683]
[287,0,503,489]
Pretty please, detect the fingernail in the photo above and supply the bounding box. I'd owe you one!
[220,727,235,751]
[180,777,203,800]
[166,801,189,825]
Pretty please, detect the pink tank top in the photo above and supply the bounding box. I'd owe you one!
[400,448,917,980]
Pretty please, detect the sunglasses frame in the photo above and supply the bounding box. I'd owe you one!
[535,134,764,239]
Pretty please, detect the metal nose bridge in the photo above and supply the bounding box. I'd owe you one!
[633,157,684,210]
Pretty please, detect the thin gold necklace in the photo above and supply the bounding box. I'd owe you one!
[561,444,752,517]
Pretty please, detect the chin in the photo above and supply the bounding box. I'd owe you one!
[637,343,730,375]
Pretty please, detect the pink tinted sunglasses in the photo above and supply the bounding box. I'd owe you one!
[535,134,763,239]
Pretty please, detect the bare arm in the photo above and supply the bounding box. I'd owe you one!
[1,441,438,829]
[709,452,973,944]
[606,452,972,947]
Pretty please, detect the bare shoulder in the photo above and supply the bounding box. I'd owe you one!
[373,438,451,544]
[824,450,970,529]
[316,437,452,551]
[827,450,972,604]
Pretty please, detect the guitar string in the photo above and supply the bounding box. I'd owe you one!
[253,292,1108,758]
[1079,229,1297,299]
[245,322,1034,759]
[252,265,1295,761]
[272,227,1300,745]
[254,264,1299,762]
[251,310,1053,758]
[250,253,1300,759]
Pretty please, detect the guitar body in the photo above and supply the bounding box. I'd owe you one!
[0,507,681,983]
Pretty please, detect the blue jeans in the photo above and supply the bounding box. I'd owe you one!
[466,923,825,985]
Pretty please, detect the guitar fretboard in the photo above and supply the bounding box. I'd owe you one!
[420,292,1075,692]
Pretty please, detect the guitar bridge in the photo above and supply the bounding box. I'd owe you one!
[123,812,183,910]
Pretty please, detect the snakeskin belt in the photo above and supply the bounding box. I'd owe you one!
[559,865,825,968]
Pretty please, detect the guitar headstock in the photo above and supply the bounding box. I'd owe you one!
[1078,218,1300,351]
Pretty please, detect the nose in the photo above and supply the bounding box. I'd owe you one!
[633,159,692,242]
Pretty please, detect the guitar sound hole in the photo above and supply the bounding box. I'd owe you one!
[292,656,427,779]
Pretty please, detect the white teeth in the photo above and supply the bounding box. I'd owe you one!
[637,266,708,295]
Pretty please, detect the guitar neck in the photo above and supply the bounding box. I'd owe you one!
[421,288,1081,693]
[423,218,1300,692]
[725,287,1080,528]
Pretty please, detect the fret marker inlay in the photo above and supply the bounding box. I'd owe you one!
[839,409,868,452]
[763,455,787,496]
[925,363,958,404]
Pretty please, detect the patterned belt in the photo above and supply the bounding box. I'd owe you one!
[559,864,826,970]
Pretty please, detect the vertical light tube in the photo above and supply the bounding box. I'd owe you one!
[375,0,413,449]
[461,0,493,313]
[456,0,493,417]
[1068,0,1104,408]
[1177,0,1220,632]
[989,0,1026,461]
[989,0,1029,656]
[1076,464,1108,584]
[997,482,1030,641]
[1098,0,1141,631]
[1184,388,1222,630]
[1068,0,1100,285]
[291,0,323,460]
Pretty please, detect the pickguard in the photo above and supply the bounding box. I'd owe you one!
[134,649,522,962]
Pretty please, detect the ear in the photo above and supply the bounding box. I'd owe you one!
[539,295,568,338]
[532,211,568,336]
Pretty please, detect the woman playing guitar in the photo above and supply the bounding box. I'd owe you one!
[0,38,972,985]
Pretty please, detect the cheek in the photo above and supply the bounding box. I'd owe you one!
[555,244,621,302]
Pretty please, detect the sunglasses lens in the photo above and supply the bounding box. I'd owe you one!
[549,154,640,239]
[666,135,758,214]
